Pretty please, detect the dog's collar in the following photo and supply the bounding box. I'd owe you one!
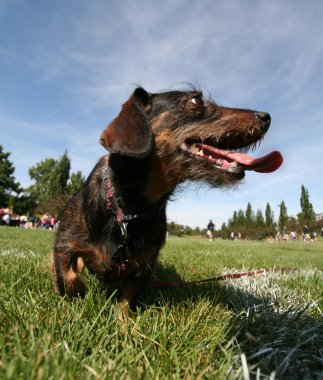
[104,174,139,223]
[103,169,163,240]
[103,169,135,240]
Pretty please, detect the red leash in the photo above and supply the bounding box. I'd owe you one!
[149,267,296,289]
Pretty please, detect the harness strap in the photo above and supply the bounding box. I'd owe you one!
[103,168,165,241]
[103,170,139,224]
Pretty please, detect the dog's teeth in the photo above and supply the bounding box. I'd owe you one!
[190,144,200,154]
[180,143,187,151]
[208,155,213,159]
[198,150,204,156]
[231,161,238,167]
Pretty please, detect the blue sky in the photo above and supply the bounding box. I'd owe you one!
[1,0,322,228]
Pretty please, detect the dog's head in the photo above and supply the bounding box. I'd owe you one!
[100,87,283,199]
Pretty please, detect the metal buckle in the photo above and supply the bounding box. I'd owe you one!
[120,222,128,240]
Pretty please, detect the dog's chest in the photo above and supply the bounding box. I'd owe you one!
[106,244,159,279]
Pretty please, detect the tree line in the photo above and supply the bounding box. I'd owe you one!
[1,145,322,238]
[165,185,321,239]
[219,184,320,240]
[0,145,85,216]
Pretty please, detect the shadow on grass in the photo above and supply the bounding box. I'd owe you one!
[144,263,323,379]
[79,261,322,378]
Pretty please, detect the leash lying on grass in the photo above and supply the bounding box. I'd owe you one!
[149,268,297,289]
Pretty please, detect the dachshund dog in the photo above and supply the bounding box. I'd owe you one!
[53,87,282,315]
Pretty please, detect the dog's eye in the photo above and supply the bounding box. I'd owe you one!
[191,95,203,106]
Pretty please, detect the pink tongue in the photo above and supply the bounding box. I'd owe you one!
[225,150,283,173]
[197,144,283,173]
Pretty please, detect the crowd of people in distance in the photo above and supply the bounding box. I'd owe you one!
[206,218,321,242]
[0,208,59,230]
[270,224,319,242]
[2,207,322,241]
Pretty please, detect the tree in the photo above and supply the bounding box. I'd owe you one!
[52,151,70,195]
[193,226,201,236]
[28,151,71,204]
[27,151,75,215]
[167,221,183,236]
[231,210,238,226]
[265,203,274,226]
[67,170,85,195]
[221,222,228,239]
[255,209,265,228]
[0,145,21,206]
[237,209,245,225]
[12,194,37,215]
[26,151,87,215]
[278,200,288,231]
[245,202,254,225]
[298,185,316,228]
[28,157,57,203]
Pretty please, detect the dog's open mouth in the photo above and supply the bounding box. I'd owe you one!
[180,142,283,174]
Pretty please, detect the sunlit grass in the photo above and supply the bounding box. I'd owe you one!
[0,228,322,379]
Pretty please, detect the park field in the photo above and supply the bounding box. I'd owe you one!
[0,228,322,379]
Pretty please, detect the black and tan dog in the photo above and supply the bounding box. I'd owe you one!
[53,87,282,314]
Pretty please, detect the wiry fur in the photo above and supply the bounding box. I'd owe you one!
[53,86,271,312]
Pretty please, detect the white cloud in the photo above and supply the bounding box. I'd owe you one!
[1,0,322,224]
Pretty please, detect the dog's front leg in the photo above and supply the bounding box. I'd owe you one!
[117,275,151,321]
[53,253,86,298]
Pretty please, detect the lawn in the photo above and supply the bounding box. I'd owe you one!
[0,228,322,379]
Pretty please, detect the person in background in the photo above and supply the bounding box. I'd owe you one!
[283,225,289,242]
[207,219,215,241]
[303,225,310,242]
[1,208,13,226]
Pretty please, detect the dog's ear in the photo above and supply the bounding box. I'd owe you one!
[100,87,154,158]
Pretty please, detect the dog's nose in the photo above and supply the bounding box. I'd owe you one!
[256,112,271,128]
[99,136,105,146]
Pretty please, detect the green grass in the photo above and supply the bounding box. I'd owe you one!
[0,228,322,379]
